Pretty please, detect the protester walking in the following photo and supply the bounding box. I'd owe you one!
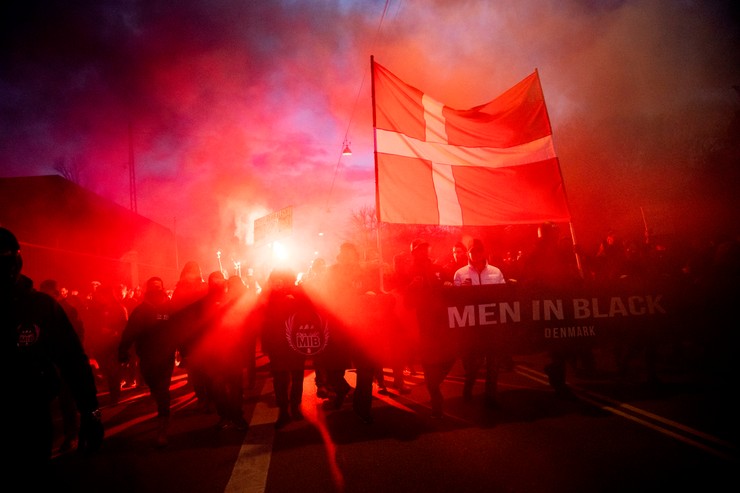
[1,227,103,485]
[174,270,229,426]
[321,242,382,423]
[453,238,507,407]
[256,268,308,429]
[84,282,128,405]
[299,257,331,399]
[208,275,251,431]
[170,261,210,411]
[399,239,450,418]
[118,276,176,447]
[518,222,583,397]
[39,278,86,452]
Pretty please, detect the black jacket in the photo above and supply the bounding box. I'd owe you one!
[2,274,99,415]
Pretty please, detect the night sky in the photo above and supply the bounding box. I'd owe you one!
[2,0,738,270]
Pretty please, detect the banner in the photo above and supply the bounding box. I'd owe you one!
[279,280,691,361]
[372,58,571,226]
[430,282,683,357]
[253,206,293,244]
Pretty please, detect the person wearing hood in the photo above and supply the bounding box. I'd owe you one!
[1,227,103,482]
[118,276,176,447]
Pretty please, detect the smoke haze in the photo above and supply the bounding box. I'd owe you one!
[1,0,738,268]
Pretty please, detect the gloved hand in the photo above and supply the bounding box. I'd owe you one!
[78,409,104,454]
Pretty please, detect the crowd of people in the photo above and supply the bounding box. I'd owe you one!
[3,222,738,482]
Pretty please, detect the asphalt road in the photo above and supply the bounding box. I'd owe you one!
[48,348,738,493]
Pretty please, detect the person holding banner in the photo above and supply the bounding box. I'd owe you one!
[321,242,379,424]
[402,238,451,418]
[519,222,582,397]
[453,239,506,408]
[441,241,469,285]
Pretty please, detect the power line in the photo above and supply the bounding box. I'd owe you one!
[324,0,397,213]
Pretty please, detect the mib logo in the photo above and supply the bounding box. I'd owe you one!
[285,308,330,356]
[17,323,41,347]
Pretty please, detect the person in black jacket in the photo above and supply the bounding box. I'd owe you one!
[518,223,583,397]
[39,278,86,453]
[1,227,103,483]
[314,242,378,423]
[118,276,176,447]
[173,271,227,424]
[402,239,450,418]
[256,268,308,429]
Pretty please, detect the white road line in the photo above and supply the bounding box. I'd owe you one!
[225,380,278,493]
[514,364,738,462]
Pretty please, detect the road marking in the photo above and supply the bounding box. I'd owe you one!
[514,364,739,462]
[576,392,739,462]
[225,380,277,493]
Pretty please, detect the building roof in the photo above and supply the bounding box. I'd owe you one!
[0,175,178,286]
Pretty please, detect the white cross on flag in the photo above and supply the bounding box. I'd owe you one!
[372,58,571,226]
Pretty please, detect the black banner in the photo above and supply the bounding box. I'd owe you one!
[426,279,691,356]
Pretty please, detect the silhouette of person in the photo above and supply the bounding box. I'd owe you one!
[118,276,176,447]
[170,260,210,411]
[237,272,261,392]
[257,268,308,429]
[1,227,103,483]
[39,278,86,453]
[322,242,379,423]
[402,238,450,418]
[594,229,628,281]
[298,257,331,399]
[441,241,468,285]
[84,282,128,405]
[208,275,250,431]
[519,222,582,397]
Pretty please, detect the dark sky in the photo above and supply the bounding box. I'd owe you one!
[1,0,739,270]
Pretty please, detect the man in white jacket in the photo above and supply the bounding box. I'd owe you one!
[453,239,506,407]
[453,238,506,286]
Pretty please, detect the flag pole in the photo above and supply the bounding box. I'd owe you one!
[370,55,389,293]
[640,206,650,245]
[568,221,584,277]
[536,68,584,278]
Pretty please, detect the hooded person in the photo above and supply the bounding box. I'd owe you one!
[403,238,453,418]
[256,268,310,428]
[172,270,229,417]
[118,276,176,447]
[1,227,103,481]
